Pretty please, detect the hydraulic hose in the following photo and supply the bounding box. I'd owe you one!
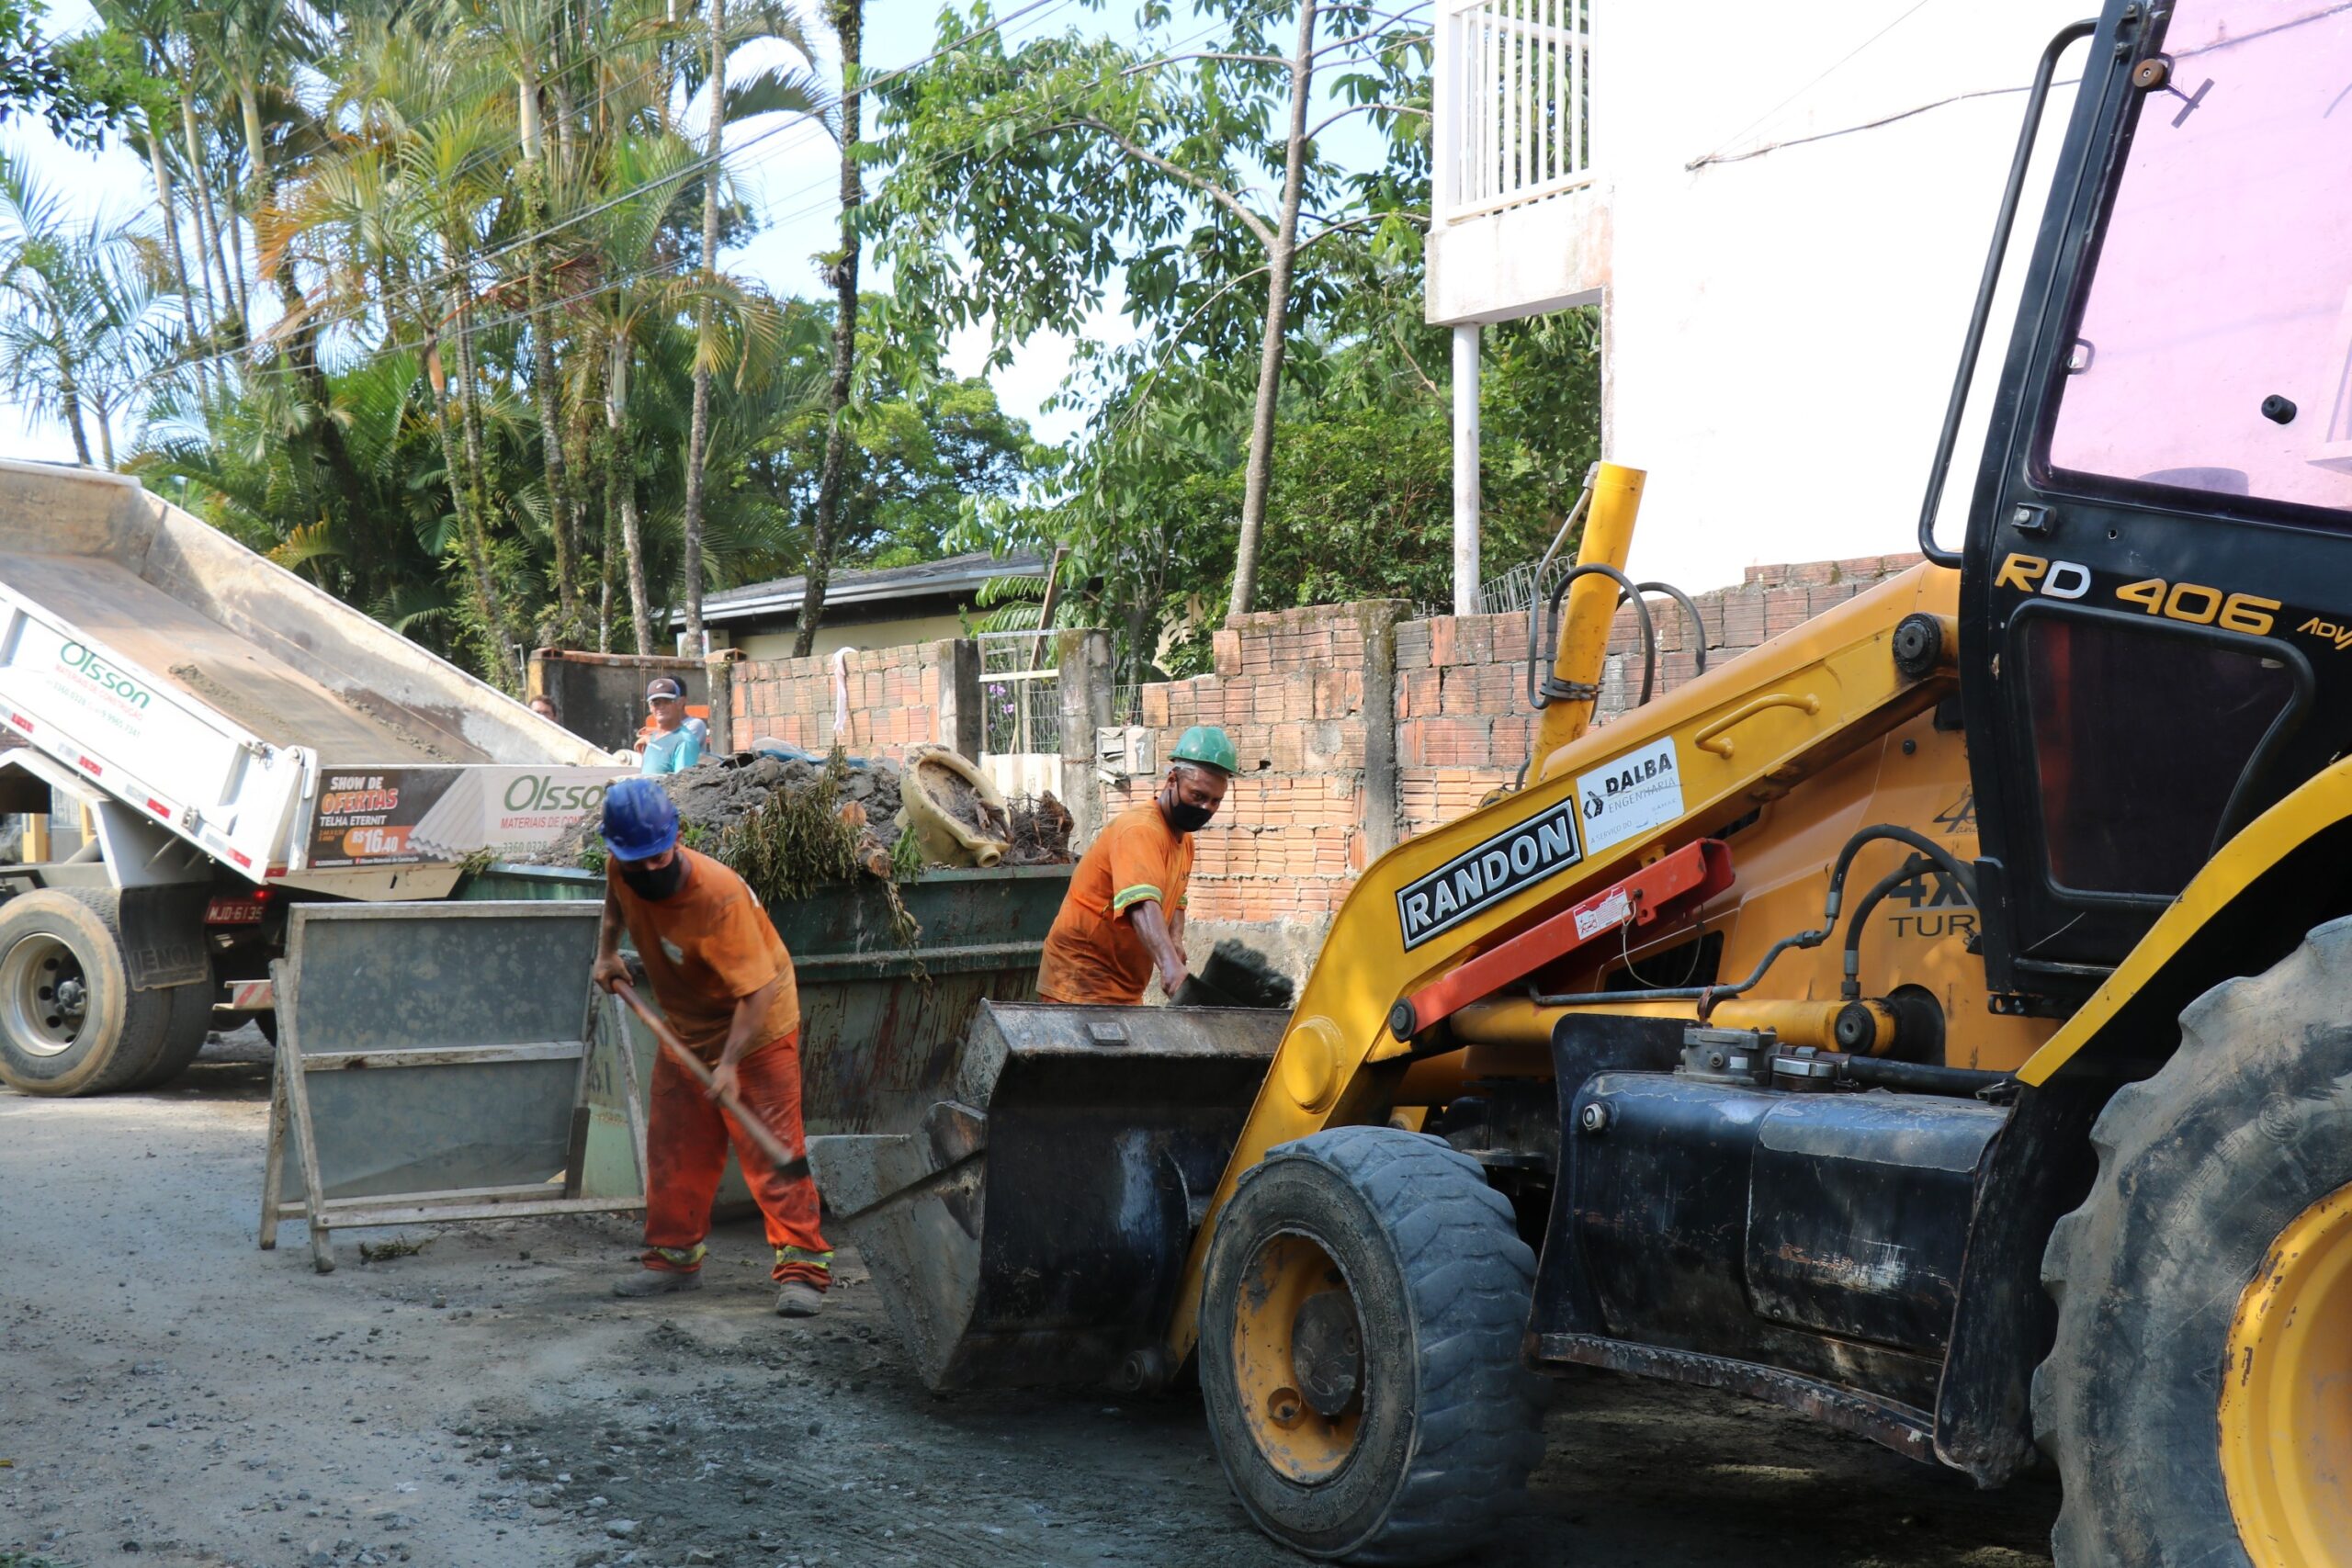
[1531,825,1982,1018]
[1841,854,1932,1002]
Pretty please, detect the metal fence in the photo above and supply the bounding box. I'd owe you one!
[1440,0,1591,223]
[1476,557,1574,618]
[978,630,1062,756]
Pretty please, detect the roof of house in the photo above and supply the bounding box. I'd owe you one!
[674,549,1049,628]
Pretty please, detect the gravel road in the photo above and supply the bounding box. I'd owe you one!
[0,1034,2062,1568]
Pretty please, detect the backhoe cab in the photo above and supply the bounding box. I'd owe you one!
[813,3,2352,1562]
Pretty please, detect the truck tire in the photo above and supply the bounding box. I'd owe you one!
[1199,1127,1544,1564]
[2037,914,2352,1566]
[125,968,215,1090]
[0,889,176,1097]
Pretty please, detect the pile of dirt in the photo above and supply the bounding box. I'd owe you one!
[670,751,904,844]
[534,750,907,867]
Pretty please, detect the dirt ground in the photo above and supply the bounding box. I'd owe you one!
[1,1033,2063,1568]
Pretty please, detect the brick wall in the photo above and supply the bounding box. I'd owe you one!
[1389,553,1922,839]
[718,552,1923,982]
[1117,553,1924,976]
[732,640,954,755]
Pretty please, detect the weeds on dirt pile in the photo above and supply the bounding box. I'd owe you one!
[717,749,928,982]
[717,748,862,901]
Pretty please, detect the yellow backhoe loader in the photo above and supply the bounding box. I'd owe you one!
[811,4,2352,1562]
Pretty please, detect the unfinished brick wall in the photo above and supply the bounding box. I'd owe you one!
[1096,553,1923,976]
[1394,615,1542,838]
[715,553,1923,981]
[1391,553,1924,837]
[731,640,956,756]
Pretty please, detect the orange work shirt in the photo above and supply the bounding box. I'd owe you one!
[1037,801,1193,1005]
[607,848,800,1062]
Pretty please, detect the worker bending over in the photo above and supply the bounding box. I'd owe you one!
[593,777,831,1316]
[1038,726,1235,1005]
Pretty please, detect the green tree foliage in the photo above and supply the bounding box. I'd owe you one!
[0,1,144,148]
[873,0,1597,678]
[0,0,1600,693]
[749,298,1052,569]
[866,0,1431,619]
[0,147,173,467]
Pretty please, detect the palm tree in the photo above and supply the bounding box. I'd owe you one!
[795,0,860,656]
[0,152,175,468]
[680,0,728,660]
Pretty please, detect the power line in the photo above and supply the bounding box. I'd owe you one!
[158,22,700,358]
[1683,0,1941,172]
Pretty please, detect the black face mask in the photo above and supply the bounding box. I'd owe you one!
[1160,792,1216,835]
[619,854,688,901]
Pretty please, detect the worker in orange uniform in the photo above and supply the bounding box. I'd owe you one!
[1037,726,1236,1005]
[592,777,831,1316]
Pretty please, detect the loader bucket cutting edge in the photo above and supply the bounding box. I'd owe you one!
[807,1000,1283,1392]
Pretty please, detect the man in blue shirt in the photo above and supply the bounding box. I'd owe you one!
[639,676,708,774]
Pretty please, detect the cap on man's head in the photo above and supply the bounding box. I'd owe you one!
[646,676,684,701]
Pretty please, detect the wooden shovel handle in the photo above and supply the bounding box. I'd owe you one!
[611,979,804,1174]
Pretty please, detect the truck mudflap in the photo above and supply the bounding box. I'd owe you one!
[118,884,212,989]
[808,999,1282,1392]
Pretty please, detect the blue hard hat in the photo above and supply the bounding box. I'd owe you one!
[602,776,680,862]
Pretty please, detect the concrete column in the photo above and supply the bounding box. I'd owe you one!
[702,654,735,754]
[1054,628,1115,849]
[935,639,985,761]
[1452,323,1482,616]
[1357,600,1410,859]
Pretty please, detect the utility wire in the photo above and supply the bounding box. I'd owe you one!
[1683,0,1940,171]
[150,0,1419,399]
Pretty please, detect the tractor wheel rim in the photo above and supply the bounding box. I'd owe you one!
[2220,1179,2352,1566]
[1231,1227,1365,1484]
[1,932,87,1057]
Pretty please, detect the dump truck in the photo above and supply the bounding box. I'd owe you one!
[813,5,2352,1562]
[0,459,626,1098]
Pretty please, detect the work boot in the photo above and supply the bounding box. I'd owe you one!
[613,1268,703,1298]
[773,1280,823,1317]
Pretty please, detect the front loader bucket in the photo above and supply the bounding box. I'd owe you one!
[808,999,1283,1392]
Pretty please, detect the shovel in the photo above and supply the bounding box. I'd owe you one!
[612,978,804,1172]
[610,978,992,1229]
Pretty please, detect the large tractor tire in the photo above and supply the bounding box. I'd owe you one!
[0,889,178,1097]
[1199,1127,1545,1564]
[2038,915,2352,1567]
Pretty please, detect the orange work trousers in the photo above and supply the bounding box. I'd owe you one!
[642,1032,831,1288]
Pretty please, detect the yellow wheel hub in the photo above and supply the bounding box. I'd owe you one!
[1231,1230,1365,1483]
[2221,1180,2352,1566]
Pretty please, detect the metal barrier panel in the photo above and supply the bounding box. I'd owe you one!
[262,901,628,1270]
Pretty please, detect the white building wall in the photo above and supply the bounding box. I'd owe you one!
[1430,1,2097,592]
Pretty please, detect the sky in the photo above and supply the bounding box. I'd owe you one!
[0,0,1197,461]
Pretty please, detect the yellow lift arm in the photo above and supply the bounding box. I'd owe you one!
[1160,464,1964,1361]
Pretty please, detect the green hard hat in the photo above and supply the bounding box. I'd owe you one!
[1170,724,1238,775]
